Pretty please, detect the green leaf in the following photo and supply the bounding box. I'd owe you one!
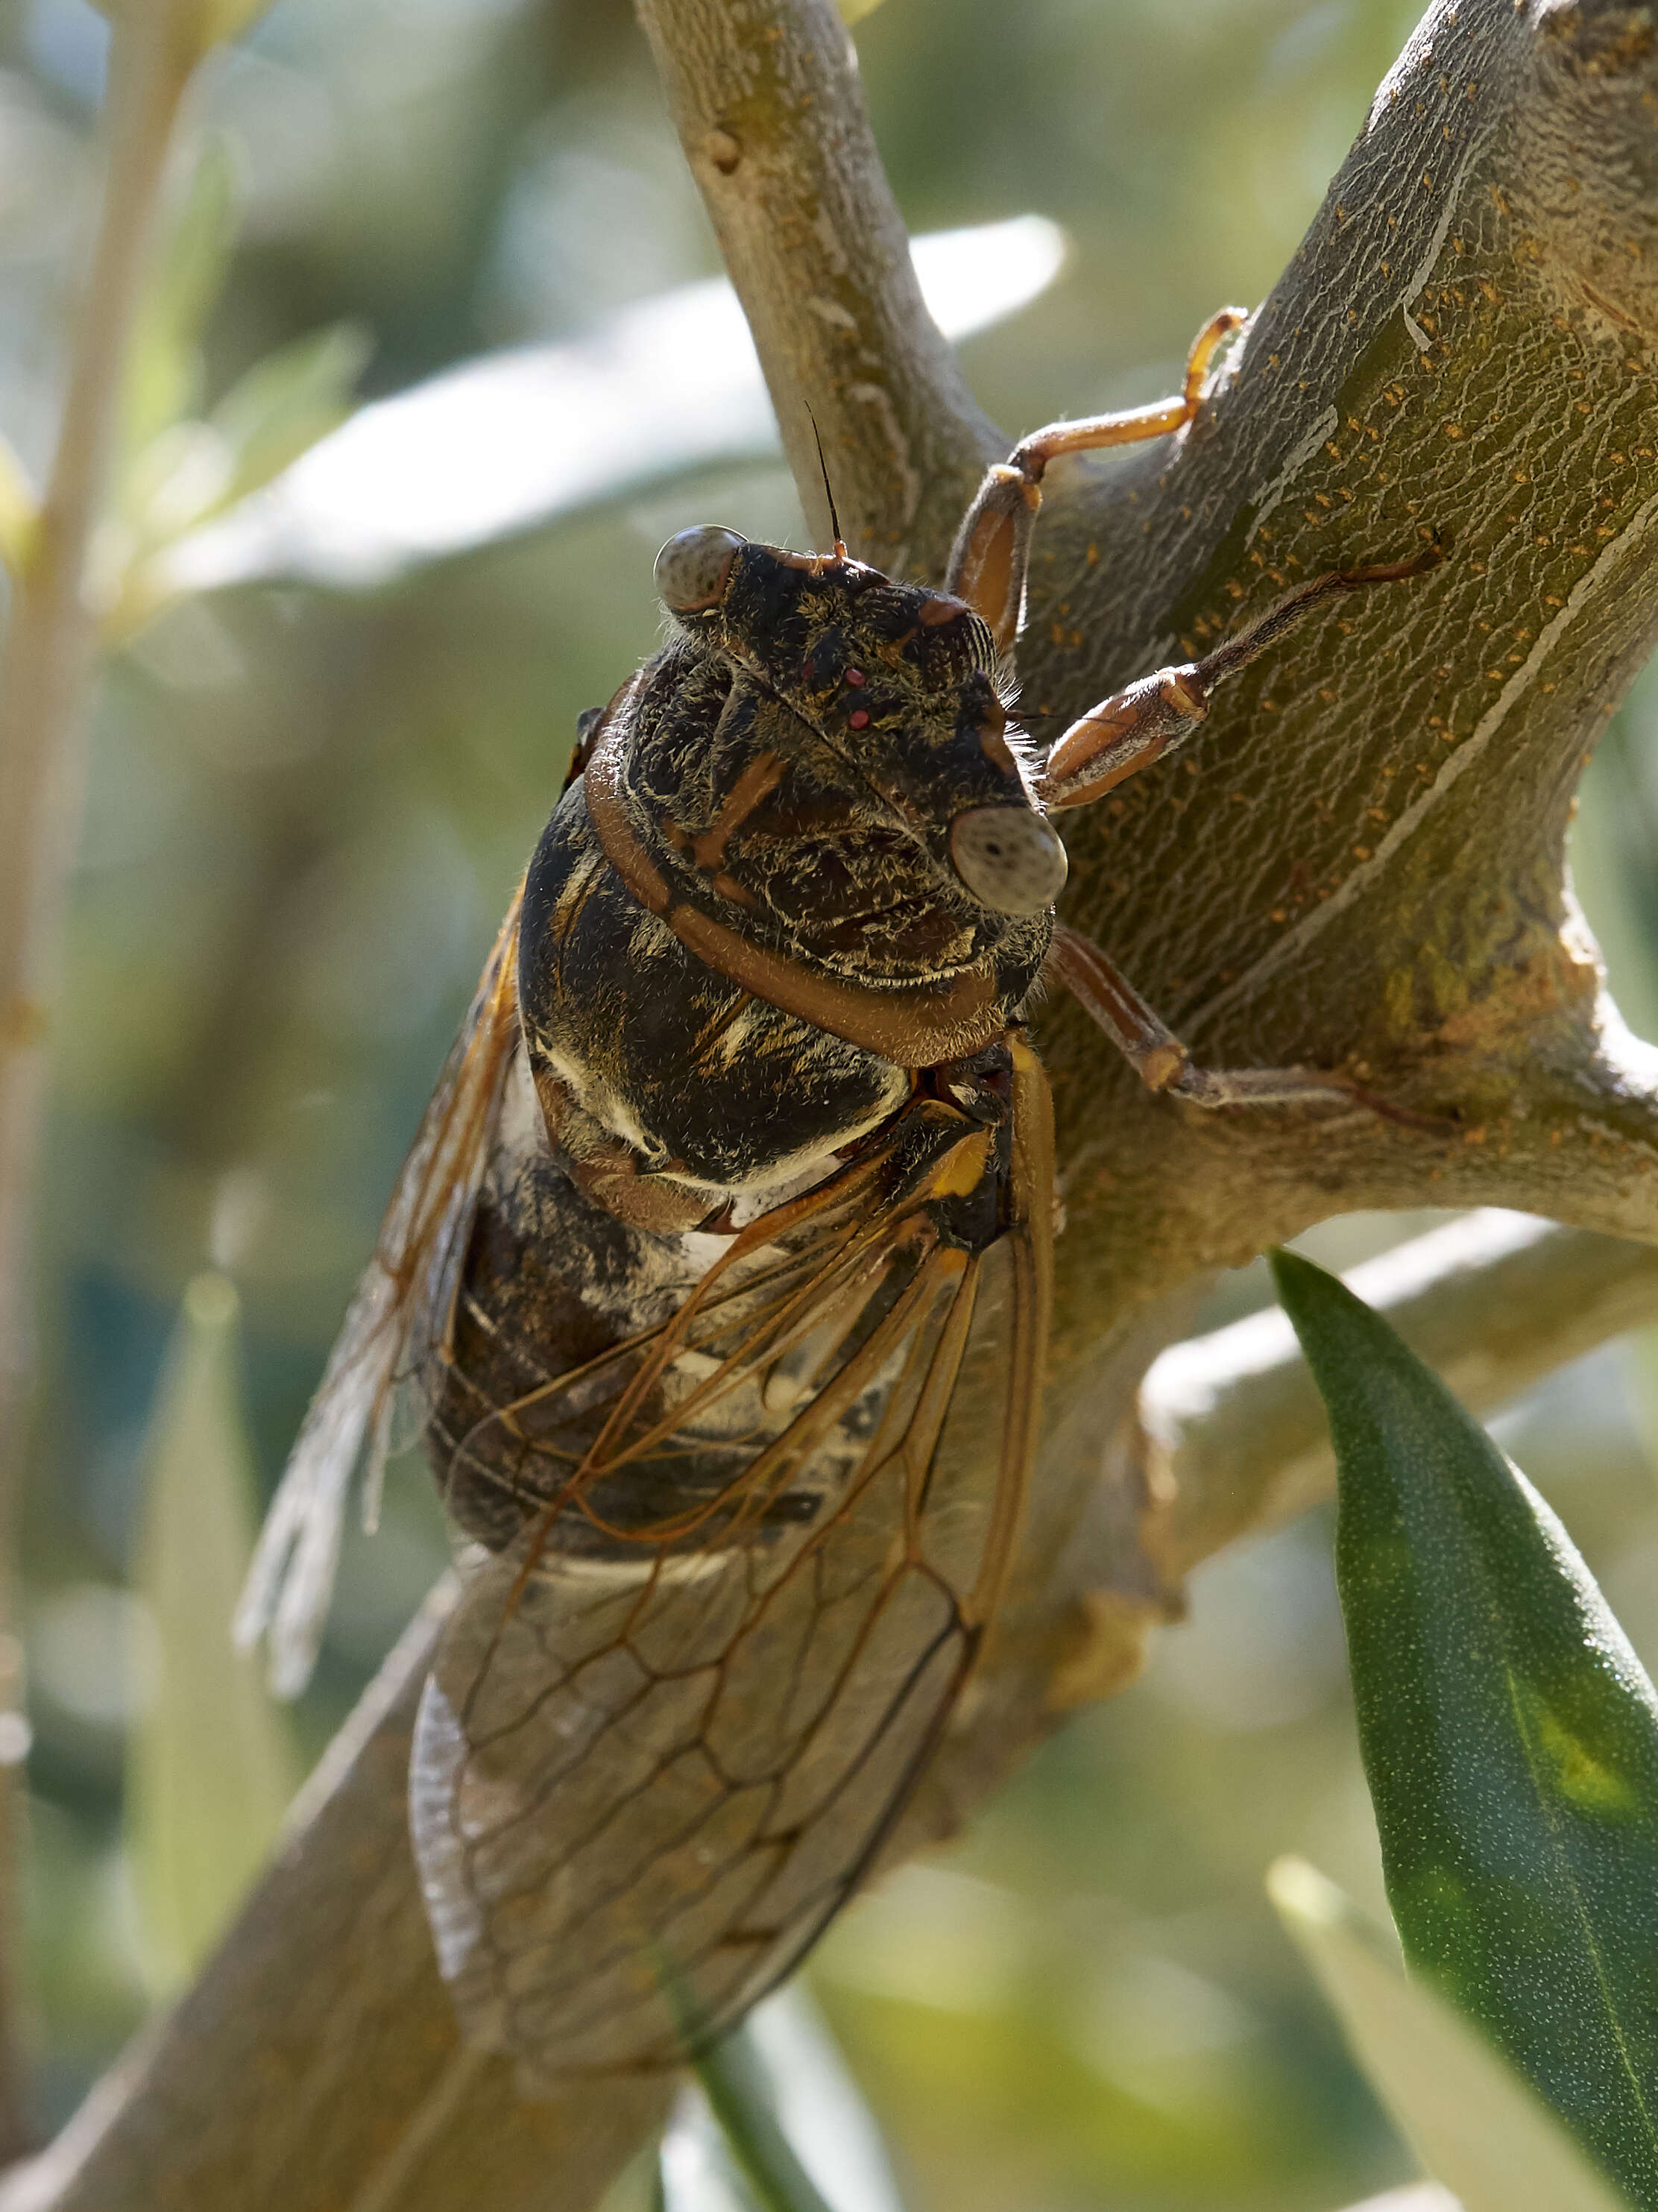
[663,1991,906,2212]
[209,322,371,509]
[126,1272,303,1994]
[658,2102,754,2212]
[1271,1245,1658,2209]
[116,322,370,576]
[1270,1856,1633,2212]
[686,2020,838,2212]
[110,324,370,632]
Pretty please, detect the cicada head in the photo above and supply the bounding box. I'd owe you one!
[639,528,1066,989]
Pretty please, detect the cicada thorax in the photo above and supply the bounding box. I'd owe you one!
[514,534,1065,1202]
[623,551,1049,990]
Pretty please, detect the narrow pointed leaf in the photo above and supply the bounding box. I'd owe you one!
[664,1989,904,2212]
[1270,1856,1631,2212]
[127,1273,302,1994]
[658,2092,757,2212]
[209,322,371,510]
[685,2019,837,2212]
[740,1991,906,2212]
[1271,1247,1658,2208]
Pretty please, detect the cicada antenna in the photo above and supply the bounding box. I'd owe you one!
[805,406,847,559]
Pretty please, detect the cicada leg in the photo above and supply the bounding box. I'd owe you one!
[1035,549,1443,1119]
[1034,551,1440,813]
[946,305,1246,652]
[1047,924,1372,1113]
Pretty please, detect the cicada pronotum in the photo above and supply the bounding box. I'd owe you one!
[239,309,1436,2085]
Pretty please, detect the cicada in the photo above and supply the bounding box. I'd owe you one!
[240,309,1435,2085]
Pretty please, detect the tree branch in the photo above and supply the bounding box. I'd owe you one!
[633,0,1004,574]
[0,1593,672,2212]
[1014,0,1658,1264]
[15,0,1658,2202]
[886,0,1658,1859]
[1142,1211,1658,1584]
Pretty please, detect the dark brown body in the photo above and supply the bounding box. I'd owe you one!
[412,1015,1048,2079]
[426,539,1058,1585]
[513,540,1052,1198]
[394,538,1057,2076]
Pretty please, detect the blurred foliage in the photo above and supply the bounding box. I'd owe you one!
[667,1992,909,2212]
[83,0,277,51]
[1269,1860,1633,2212]
[124,1273,299,1997]
[10,0,1658,2202]
[677,2009,839,2212]
[661,1913,1635,2212]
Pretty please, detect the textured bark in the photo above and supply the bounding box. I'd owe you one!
[10,0,1658,2205]
[0,1595,672,2212]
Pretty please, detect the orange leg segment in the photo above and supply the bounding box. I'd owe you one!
[947,308,1446,1126]
[945,306,1247,654]
[1030,553,1443,1121]
[1036,547,1441,813]
[1045,926,1364,1112]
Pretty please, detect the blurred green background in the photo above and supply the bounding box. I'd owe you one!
[9,0,1656,2204]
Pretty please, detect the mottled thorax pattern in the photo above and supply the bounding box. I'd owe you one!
[515,535,1065,1196]
[622,543,1053,997]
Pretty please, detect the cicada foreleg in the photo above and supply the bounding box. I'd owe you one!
[945,305,1246,653]
[1035,549,1444,1118]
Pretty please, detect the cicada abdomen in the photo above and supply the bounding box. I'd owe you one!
[413,1039,1050,2078]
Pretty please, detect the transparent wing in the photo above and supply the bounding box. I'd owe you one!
[236,883,526,1695]
[410,1039,1053,2082]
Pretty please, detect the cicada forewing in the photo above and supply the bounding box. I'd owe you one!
[236,883,526,1695]
[409,1036,1053,2082]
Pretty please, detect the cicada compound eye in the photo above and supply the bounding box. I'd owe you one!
[654,525,746,614]
[949,804,1068,916]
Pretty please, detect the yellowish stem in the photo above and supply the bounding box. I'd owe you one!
[0,9,201,2158]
